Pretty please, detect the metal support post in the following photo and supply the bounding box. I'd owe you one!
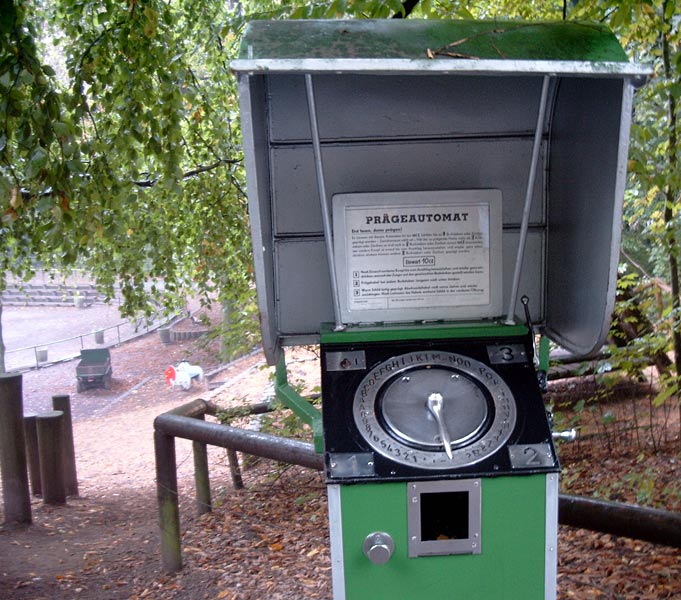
[506,75,551,324]
[227,448,244,489]
[305,73,345,332]
[192,415,212,515]
[275,354,324,453]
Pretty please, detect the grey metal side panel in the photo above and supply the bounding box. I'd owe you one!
[273,232,543,337]
[271,140,546,236]
[545,78,626,356]
[502,230,545,324]
[267,74,546,142]
[275,238,335,334]
[237,74,280,364]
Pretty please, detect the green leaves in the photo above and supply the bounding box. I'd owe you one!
[0,0,678,370]
[5,0,257,341]
[25,146,47,179]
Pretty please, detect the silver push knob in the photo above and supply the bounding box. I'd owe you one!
[363,532,395,564]
[552,429,577,442]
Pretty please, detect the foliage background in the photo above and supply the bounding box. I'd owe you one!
[0,1,679,384]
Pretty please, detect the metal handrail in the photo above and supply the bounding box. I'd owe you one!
[153,400,681,575]
[153,398,322,573]
[5,315,165,371]
[8,323,126,354]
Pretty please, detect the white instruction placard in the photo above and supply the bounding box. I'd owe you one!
[333,190,502,323]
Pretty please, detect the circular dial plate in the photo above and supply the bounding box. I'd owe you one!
[381,368,489,449]
[353,350,517,470]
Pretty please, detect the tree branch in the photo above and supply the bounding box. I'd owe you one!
[132,158,241,188]
[393,0,420,18]
[77,23,120,72]
[621,248,672,294]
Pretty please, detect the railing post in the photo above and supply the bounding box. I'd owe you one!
[193,415,212,515]
[52,395,78,496]
[227,448,244,490]
[0,372,32,525]
[155,429,182,572]
[36,410,66,505]
[23,413,41,496]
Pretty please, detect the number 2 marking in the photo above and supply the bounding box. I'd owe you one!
[523,446,541,466]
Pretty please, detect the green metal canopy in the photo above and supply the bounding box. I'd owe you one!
[232,19,648,79]
[237,19,627,61]
[231,18,651,363]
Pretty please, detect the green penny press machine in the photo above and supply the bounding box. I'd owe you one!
[231,19,648,600]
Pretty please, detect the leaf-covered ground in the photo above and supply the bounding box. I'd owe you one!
[0,330,679,599]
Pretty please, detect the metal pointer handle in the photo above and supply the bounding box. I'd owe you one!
[427,392,453,460]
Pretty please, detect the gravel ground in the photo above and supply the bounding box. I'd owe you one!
[3,304,164,372]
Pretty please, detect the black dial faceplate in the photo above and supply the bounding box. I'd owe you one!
[322,333,559,482]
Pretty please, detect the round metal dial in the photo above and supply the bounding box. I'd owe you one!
[353,350,517,470]
[381,368,489,449]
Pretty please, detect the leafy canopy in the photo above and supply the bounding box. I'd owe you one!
[1,0,252,331]
[1,0,679,371]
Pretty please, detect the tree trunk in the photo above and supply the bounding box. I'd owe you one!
[0,373,32,524]
[661,1,681,443]
[611,285,672,377]
[219,298,232,362]
[559,494,681,549]
[0,300,5,374]
[394,0,419,18]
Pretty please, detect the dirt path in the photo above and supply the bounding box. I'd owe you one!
[0,316,273,599]
[1,323,680,599]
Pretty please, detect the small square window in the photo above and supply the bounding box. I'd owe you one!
[408,479,481,557]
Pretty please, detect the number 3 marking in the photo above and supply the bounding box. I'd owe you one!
[499,346,514,362]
